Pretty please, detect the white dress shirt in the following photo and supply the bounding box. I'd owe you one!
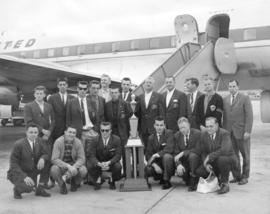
[27,139,35,151]
[166,88,175,108]
[230,92,238,105]
[145,91,153,109]
[190,90,198,111]
[36,101,44,113]
[79,97,93,129]
[59,92,67,105]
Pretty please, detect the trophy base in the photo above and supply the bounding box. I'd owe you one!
[119,178,151,192]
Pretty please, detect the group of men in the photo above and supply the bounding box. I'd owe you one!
[7,73,253,199]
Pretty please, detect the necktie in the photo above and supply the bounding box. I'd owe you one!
[80,99,86,125]
[231,95,235,105]
[157,134,161,143]
[123,92,127,100]
[190,93,193,105]
[32,141,35,152]
[185,135,189,147]
[61,94,65,105]
[210,134,214,141]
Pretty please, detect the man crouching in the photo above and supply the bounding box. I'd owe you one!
[50,126,87,194]
[7,124,51,199]
[145,116,175,190]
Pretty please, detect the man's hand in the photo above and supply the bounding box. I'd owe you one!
[174,152,184,164]
[200,125,206,132]
[37,158,45,170]
[67,165,77,176]
[152,163,163,174]
[243,132,251,141]
[24,176,35,187]
[147,153,160,166]
[175,164,186,177]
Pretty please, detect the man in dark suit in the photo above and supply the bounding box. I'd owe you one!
[88,80,106,129]
[66,81,96,138]
[7,124,51,199]
[195,117,237,194]
[174,117,201,191]
[121,77,133,103]
[24,85,55,144]
[185,77,203,129]
[86,122,122,190]
[134,77,163,149]
[105,87,133,177]
[48,77,74,141]
[195,77,223,130]
[223,80,253,185]
[145,116,175,189]
[162,76,188,133]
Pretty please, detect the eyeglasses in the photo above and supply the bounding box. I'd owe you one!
[101,129,110,132]
[78,87,88,91]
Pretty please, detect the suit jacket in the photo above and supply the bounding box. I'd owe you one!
[195,93,223,127]
[162,89,188,132]
[87,95,106,129]
[7,137,49,183]
[66,97,97,137]
[145,129,174,161]
[174,128,201,157]
[134,91,163,135]
[223,93,253,139]
[198,128,235,163]
[24,101,55,135]
[48,93,74,140]
[121,91,132,103]
[187,91,203,129]
[51,136,85,169]
[105,99,133,141]
[86,134,122,166]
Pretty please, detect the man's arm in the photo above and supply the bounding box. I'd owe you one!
[9,143,27,180]
[109,138,122,165]
[73,140,86,168]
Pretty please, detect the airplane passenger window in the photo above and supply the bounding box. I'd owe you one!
[33,50,40,58]
[48,49,55,57]
[171,37,176,47]
[77,46,86,55]
[130,40,139,50]
[244,29,256,40]
[63,47,69,56]
[150,38,160,48]
[112,42,120,52]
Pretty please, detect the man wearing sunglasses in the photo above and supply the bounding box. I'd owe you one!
[66,81,96,138]
[86,122,122,190]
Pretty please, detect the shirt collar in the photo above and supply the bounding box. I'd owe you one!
[167,88,175,95]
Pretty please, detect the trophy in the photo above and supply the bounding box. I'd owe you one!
[119,93,151,191]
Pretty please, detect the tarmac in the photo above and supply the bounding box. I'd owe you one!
[0,100,270,214]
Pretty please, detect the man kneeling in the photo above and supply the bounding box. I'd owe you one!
[86,122,122,190]
[50,126,87,194]
[145,116,175,190]
[7,124,51,199]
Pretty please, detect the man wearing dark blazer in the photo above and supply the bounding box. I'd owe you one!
[105,87,133,177]
[86,122,122,190]
[48,77,74,141]
[88,80,106,129]
[7,124,51,199]
[134,77,163,149]
[174,117,201,191]
[185,77,203,129]
[145,116,175,189]
[162,76,188,133]
[121,77,133,103]
[195,77,223,130]
[223,80,253,185]
[195,117,237,194]
[66,81,96,138]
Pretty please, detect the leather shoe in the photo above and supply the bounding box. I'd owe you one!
[238,178,248,185]
[60,182,68,195]
[159,179,165,185]
[188,177,197,192]
[13,187,22,199]
[70,178,78,192]
[229,178,240,183]
[109,181,116,190]
[162,181,172,190]
[35,186,51,197]
[217,183,230,194]
[94,183,101,190]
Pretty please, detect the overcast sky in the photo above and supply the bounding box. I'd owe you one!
[0,0,269,45]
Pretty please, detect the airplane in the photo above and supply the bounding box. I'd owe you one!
[1,1,270,123]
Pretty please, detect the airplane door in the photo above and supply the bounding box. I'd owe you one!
[206,14,230,43]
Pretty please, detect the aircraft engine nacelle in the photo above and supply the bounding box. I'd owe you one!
[261,90,270,123]
[0,86,20,110]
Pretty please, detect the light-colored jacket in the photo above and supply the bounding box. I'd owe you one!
[223,92,253,139]
[51,136,85,169]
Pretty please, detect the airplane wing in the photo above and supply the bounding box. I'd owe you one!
[0,55,120,103]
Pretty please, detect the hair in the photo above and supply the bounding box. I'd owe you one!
[77,81,88,87]
[110,87,120,92]
[65,125,77,131]
[229,79,239,86]
[205,117,218,124]
[154,116,165,122]
[89,80,100,87]
[26,123,39,131]
[144,76,155,84]
[121,77,131,83]
[101,74,111,81]
[34,85,46,93]
[57,77,68,84]
[177,117,190,124]
[100,121,112,128]
[165,76,175,81]
[185,77,199,87]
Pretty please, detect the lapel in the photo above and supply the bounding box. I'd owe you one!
[141,94,147,111]
[33,101,43,115]
[231,93,241,107]
[57,93,64,107]
[167,90,177,109]
[194,91,202,109]
[76,98,83,117]
[24,138,33,155]
[147,92,155,110]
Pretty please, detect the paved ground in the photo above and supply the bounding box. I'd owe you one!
[0,100,270,214]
